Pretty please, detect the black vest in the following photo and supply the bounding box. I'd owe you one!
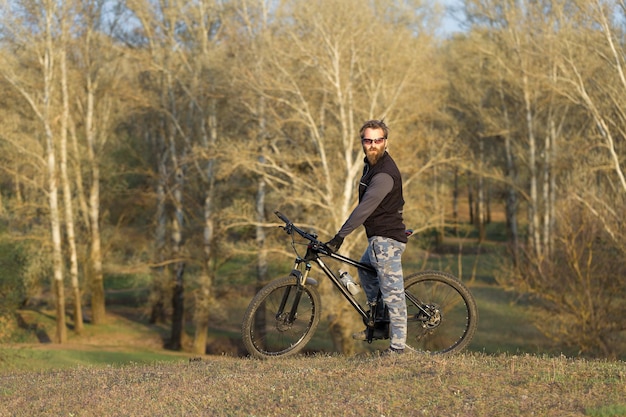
[359,152,407,243]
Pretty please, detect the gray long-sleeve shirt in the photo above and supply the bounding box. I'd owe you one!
[336,172,394,238]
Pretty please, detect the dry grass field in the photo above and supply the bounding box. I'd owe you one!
[0,350,624,417]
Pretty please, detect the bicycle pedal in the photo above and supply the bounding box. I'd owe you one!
[352,328,388,341]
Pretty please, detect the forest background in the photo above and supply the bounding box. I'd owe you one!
[0,0,625,361]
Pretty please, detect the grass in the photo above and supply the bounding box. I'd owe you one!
[0,345,189,373]
[587,404,626,417]
[0,352,623,416]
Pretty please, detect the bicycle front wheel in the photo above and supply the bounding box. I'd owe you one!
[404,270,478,354]
[241,275,321,359]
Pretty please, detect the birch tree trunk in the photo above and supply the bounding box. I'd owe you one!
[42,2,67,343]
[168,85,186,350]
[70,1,116,325]
[522,72,542,259]
[59,14,83,333]
[169,162,186,350]
[498,79,519,264]
[476,137,486,242]
[149,130,169,324]
[85,77,106,324]
[192,98,218,354]
[254,97,269,345]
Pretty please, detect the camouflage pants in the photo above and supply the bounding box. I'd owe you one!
[358,236,407,350]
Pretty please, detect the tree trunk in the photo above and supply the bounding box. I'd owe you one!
[150,131,169,325]
[86,81,106,324]
[60,28,83,334]
[169,169,186,349]
[498,80,519,264]
[548,114,558,257]
[169,158,186,350]
[170,260,186,351]
[48,129,67,344]
[467,171,474,225]
[192,99,218,355]
[43,14,67,343]
[542,119,553,258]
[452,167,459,235]
[476,138,486,243]
[253,98,268,344]
[523,73,542,259]
[253,177,268,346]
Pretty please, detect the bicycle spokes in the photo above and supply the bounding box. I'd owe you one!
[242,276,321,358]
[404,272,477,354]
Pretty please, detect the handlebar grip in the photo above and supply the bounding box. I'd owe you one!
[275,211,290,224]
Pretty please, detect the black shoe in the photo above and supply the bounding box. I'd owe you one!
[352,328,387,341]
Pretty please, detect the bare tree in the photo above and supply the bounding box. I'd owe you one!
[72,0,120,326]
[555,0,626,198]
[507,197,626,358]
[0,0,68,342]
[59,1,83,334]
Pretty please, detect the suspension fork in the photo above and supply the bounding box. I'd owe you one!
[277,258,312,323]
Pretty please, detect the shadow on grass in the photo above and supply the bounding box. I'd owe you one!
[15,310,52,343]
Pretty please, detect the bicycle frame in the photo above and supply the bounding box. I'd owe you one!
[289,237,432,333]
[276,210,440,338]
[290,247,373,321]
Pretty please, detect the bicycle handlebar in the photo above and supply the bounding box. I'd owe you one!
[275,210,414,258]
[275,211,291,225]
[275,211,328,250]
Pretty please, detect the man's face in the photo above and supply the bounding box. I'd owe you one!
[361,127,387,165]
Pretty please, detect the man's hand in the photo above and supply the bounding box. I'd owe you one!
[325,235,344,253]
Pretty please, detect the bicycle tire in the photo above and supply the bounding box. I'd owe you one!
[242,275,322,359]
[404,270,478,354]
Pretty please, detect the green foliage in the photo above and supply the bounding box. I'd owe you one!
[104,273,151,291]
[0,235,54,330]
[0,240,27,316]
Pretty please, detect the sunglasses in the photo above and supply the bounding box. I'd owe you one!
[361,137,386,145]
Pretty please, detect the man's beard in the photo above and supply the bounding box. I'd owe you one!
[366,148,384,165]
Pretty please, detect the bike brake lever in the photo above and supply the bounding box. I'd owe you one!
[279,224,293,235]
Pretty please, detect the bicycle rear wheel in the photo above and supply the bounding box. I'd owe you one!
[404,270,478,354]
[241,275,321,359]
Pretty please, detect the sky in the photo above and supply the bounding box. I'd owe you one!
[437,0,465,37]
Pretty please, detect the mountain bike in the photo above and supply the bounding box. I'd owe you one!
[241,211,478,359]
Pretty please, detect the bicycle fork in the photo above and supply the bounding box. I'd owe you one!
[276,259,314,325]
